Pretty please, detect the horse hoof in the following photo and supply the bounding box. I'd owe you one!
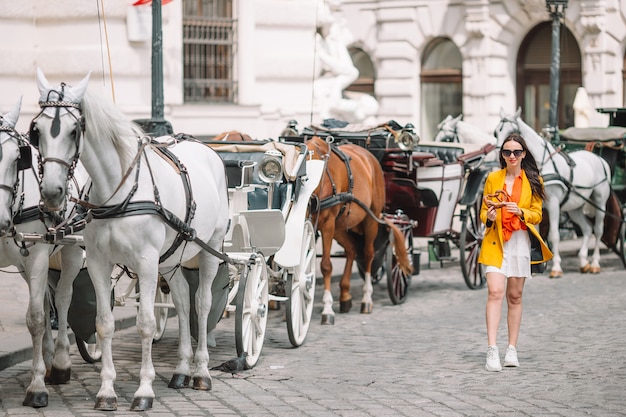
[580,264,591,273]
[192,376,212,391]
[22,391,48,408]
[549,271,563,279]
[130,396,153,411]
[321,314,335,325]
[590,266,601,274]
[168,374,190,389]
[360,302,373,314]
[95,396,117,411]
[48,366,71,385]
[339,299,352,313]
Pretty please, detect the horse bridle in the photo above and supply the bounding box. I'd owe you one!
[29,84,84,181]
[493,116,554,168]
[0,122,35,221]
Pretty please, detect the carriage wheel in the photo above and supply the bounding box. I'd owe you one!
[235,253,269,369]
[386,226,413,305]
[459,201,486,289]
[286,220,317,347]
[75,335,102,363]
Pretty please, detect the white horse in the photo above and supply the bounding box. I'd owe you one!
[434,114,498,162]
[494,107,612,278]
[32,68,230,411]
[0,97,85,408]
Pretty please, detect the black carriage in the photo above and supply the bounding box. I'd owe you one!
[282,120,495,293]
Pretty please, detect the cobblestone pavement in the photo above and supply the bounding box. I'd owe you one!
[1,238,625,416]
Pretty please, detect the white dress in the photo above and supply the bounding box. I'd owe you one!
[485,229,532,278]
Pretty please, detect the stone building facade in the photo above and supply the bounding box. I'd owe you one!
[0,0,624,140]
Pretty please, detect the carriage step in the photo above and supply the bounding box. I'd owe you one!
[269,295,289,302]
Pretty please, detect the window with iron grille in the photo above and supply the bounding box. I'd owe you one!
[183,0,237,103]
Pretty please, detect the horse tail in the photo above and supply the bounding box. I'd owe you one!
[384,219,413,275]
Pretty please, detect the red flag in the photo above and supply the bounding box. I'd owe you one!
[133,0,173,6]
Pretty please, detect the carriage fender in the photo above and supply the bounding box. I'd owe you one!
[459,166,492,206]
[273,160,324,268]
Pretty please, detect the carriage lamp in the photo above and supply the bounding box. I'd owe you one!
[397,123,419,151]
[259,150,283,183]
[259,150,284,209]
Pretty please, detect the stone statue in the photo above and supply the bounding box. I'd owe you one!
[573,86,591,128]
[314,0,378,124]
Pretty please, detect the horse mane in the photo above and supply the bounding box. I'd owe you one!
[81,89,144,172]
[456,120,496,145]
[515,116,555,153]
[213,131,253,141]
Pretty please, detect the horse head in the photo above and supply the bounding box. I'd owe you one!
[434,114,461,142]
[31,68,90,211]
[494,107,556,170]
[0,97,34,235]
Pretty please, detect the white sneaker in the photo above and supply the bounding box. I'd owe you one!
[485,345,502,372]
[503,345,519,367]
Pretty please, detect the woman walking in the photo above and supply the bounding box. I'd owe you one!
[478,132,552,372]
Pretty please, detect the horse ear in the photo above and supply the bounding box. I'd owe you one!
[514,107,522,118]
[71,71,91,101]
[499,107,506,118]
[36,67,51,94]
[4,96,21,127]
[452,114,463,123]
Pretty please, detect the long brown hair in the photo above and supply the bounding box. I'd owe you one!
[500,133,546,200]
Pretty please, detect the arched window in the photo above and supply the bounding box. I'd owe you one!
[517,22,581,131]
[346,47,376,96]
[420,38,463,141]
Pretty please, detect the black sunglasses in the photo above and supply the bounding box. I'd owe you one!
[501,149,524,158]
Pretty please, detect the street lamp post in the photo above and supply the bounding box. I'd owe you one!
[545,0,568,143]
[134,0,173,136]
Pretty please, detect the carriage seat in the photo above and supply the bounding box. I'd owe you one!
[560,126,626,147]
[415,144,465,164]
[208,141,306,210]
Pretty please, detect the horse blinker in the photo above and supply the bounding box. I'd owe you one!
[17,146,32,170]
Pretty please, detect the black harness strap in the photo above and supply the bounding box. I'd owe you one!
[317,143,387,226]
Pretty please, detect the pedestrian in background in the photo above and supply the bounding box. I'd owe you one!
[478,132,552,372]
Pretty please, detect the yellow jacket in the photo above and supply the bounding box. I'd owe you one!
[478,168,553,268]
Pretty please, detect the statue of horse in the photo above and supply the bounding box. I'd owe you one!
[305,136,411,324]
[434,114,498,162]
[31,68,230,411]
[494,107,612,278]
[0,97,86,408]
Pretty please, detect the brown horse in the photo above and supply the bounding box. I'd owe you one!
[306,136,412,325]
[213,130,253,141]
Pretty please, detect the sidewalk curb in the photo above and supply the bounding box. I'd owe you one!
[0,313,137,372]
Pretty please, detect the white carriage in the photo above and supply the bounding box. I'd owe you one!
[21,139,323,370]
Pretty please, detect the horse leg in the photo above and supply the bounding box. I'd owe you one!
[129,260,160,411]
[589,191,609,273]
[89,258,119,411]
[358,220,379,314]
[319,227,336,325]
[166,269,193,389]
[48,245,84,385]
[568,209,593,273]
[546,201,563,278]
[335,231,356,314]
[191,250,219,391]
[22,251,52,408]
